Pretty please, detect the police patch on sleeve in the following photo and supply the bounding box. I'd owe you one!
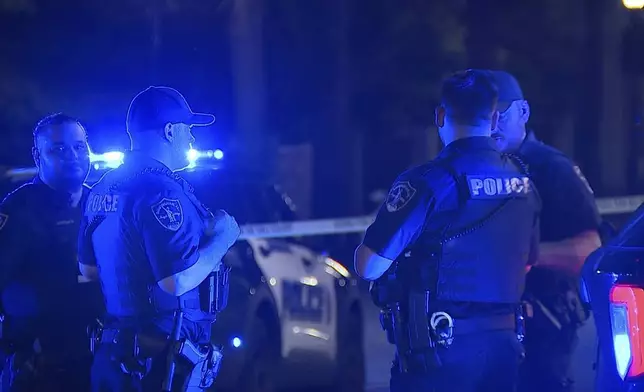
[467,175,531,199]
[0,213,7,231]
[573,165,594,194]
[386,181,417,212]
[151,198,184,231]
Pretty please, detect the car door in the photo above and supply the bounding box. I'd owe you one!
[245,185,336,361]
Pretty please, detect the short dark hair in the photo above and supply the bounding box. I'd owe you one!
[33,113,86,146]
[440,69,498,126]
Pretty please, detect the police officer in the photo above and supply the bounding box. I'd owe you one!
[355,69,541,392]
[489,70,602,392]
[79,86,240,391]
[0,113,102,391]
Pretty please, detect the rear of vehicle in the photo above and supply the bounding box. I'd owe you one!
[582,205,644,391]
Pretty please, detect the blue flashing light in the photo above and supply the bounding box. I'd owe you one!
[90,148,224,171]
[231,336,242,348]
[187,148,199,164]
[90,151,124,169]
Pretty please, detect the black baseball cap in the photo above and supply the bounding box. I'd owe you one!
[126,86,215,133]
[486,70,524,111]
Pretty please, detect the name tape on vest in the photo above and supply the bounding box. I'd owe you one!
[466,175,531,199]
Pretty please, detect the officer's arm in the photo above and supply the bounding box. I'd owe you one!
[526,215,541,273]
[0,198,28,290]
[134,190,220,297]
[355,174,435,281]
[537,160,602,275]
[78,213,99,281]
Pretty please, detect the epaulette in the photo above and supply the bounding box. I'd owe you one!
[1,182,41,207]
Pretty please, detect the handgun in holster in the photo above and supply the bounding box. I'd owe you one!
[404,290,441,373]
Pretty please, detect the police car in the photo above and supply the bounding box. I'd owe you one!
[581,207,644,391]
[1,149,366,392]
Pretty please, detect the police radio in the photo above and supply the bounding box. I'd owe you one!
[200,209,231,317]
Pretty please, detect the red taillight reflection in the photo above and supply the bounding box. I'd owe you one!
[610,285,644,379]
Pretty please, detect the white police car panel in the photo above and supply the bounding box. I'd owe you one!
[247,238,337,361]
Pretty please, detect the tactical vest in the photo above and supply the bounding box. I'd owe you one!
[402,154,536,305]
[81,166,217,323]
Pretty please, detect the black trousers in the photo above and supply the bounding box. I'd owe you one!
[518,322,578,392]
[1,351,92,392]
[390,329,524,392]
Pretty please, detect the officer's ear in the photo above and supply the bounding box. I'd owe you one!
[32,146,41,167]
[491,110,499,131]
[163,123,174,143]
[520,100,531,123]
[435,106,446,128]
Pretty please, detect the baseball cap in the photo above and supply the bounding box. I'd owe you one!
[126,86,215,133]
[487,70,524,110]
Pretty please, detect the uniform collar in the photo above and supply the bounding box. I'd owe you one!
[121,151,193,193]
[518,129,542,152]
[440,136,498,157]
[526,130,538,142]
[123,151,172,172]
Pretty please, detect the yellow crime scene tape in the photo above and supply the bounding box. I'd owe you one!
[4,166,644,240]
[239,195,644,240]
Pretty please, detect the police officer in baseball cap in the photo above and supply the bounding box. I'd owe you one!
[490,70,602,392]
[79,86,240,391]
[357,70,541,392]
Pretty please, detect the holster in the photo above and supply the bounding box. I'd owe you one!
[381,290,441,375]
[171,340,223,390]
[101,329,167,379]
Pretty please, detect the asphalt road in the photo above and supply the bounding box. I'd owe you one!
[361,294,598,392]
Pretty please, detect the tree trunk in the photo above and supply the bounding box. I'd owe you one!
[597,0,629,195]
[312,0,361,218]
[464,0,502,68]
[229,0,274,180]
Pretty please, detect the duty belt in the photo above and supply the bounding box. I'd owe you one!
[450,314,516,335]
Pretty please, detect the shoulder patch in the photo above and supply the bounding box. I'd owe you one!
[0,213,7,231]
[151,198,184,231]
[386,181,417,212]
[573,165,594,194]
[467,175,531,199]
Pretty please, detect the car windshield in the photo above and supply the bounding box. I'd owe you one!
[610,203,644,248]
[181,167,296,225]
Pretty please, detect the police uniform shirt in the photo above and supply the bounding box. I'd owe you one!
[0,177,99,350]
[519,132,600,243]
[363,137,540,316]
[364,136,538,262]
[80,152,206,329]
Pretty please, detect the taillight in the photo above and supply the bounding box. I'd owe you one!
[609,285,644,379]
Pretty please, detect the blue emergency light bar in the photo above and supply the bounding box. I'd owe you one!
[90,148,224,170]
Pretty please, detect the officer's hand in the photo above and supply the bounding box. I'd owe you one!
[204,209,240,249]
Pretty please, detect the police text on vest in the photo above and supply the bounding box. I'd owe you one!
[466,175,530,199]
